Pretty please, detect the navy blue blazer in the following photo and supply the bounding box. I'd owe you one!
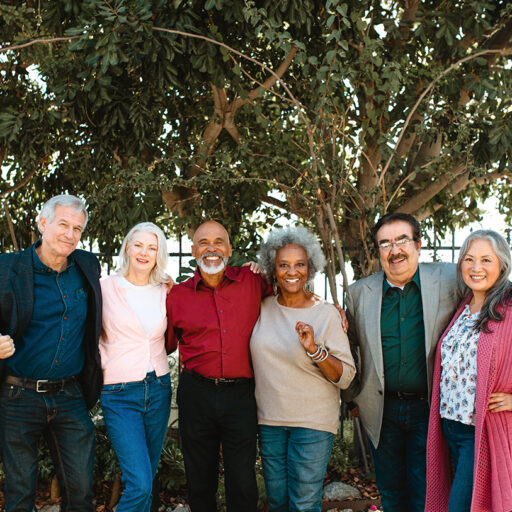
[0,245,103,409]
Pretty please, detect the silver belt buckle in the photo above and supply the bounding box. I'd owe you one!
[36,379,49,393]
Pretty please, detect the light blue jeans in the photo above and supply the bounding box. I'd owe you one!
[100,372,172,512]
[258,425,334,512]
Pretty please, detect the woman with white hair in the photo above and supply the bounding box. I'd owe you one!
[99,222,173,512]
[426,230,512,511]
[250,225,355,512]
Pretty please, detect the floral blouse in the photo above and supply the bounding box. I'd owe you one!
[439,305,480,426]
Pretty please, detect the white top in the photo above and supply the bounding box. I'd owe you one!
[250,296,356,434]
[119,277,163,337]
[118,277,163,372]
[440,305,480,426]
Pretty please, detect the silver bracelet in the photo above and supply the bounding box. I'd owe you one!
[307,344,322,359]
[312,347,329,363]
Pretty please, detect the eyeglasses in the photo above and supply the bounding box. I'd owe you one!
[378,238,415,251]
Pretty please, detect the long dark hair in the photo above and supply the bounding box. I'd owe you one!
[456,230,512,333]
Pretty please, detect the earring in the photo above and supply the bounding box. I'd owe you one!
[273,282,278,295]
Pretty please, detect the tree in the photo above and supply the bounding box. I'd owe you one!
[1,1,511,296]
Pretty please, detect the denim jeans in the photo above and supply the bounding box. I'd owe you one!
[442,418,475,512]
[369,397,429,512]
[0,380,95,512]
[258,425,334,512]
[100,372,172,512]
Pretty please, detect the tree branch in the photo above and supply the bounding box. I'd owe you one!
[0,166,39,198]
[395,162,466,214]
[379,48,512,185]
[232,45,298,112]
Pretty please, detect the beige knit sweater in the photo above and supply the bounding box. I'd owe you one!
[250,295,356,434]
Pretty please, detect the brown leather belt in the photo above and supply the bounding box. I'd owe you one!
[4,375,77,393]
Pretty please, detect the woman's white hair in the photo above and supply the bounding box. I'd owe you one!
[258,225,326,287]
[37,194,88,233]
[117,222,172,285]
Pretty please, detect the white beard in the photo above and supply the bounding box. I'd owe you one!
[197,254,228,275]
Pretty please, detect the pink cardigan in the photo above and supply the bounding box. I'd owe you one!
[99,275,169,385]
[426,294,512,511]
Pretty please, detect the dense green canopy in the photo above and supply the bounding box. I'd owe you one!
[1,1,511,291]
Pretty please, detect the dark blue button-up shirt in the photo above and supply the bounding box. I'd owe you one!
[6,243,88,379]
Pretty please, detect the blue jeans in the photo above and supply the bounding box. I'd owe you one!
[0,380,95,512]
[442,418,475,512]
[258,425,334,512]
[369,397,429,512]
[100,372,172,512]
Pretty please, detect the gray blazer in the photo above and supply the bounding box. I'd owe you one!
[341,263,457,448]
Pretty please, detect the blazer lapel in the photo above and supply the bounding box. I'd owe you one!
[12,248,34,339]
[363,272,385,382]
[419,263,441,356]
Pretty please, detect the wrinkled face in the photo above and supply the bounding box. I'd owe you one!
[461,239,501,297]
[126,231,158,274]
[192,221,232,276]
[39,205,86,260]
[274,243,309,295]
[376,220,421,287]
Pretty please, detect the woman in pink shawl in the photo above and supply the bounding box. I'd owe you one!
[426,230,512,512]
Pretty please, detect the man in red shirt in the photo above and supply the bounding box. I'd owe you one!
[166,221,271,512]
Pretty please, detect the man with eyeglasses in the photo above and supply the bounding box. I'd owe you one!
[341,213,456,512]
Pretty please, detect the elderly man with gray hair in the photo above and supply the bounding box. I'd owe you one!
[0,194,102,512]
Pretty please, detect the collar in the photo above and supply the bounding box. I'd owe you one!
[382,266,420,293]
[32,240,75,274]
[192,264,240,290]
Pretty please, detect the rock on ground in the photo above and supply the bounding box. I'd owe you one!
[322,481,361,500]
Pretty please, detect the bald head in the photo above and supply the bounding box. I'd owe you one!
[192,221,230,246]
[192,221,232,278]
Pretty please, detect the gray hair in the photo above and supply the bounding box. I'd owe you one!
[37,194,88,233]
[117,222,173,285]
[456,229,512,333]
[258,225,326,288]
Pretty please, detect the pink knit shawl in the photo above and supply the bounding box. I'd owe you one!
[426,295,512,512]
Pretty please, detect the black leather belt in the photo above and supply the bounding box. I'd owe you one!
[4,375,77,393]
[183,368,253,386]
[386,391,426,400]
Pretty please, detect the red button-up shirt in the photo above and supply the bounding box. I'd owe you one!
[166,266,271,378]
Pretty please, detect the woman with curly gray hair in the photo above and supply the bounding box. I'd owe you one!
[250,225,355,512]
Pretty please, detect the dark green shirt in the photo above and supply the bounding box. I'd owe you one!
[381,269,427,393]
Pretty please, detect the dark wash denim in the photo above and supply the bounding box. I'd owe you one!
[0,381,95,512]
[442,418,475,512]
[258,425,334,512]
[177,370,258,512]
[369,397,429,512]
[100,371,172,512]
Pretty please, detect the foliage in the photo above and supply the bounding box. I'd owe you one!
[1,1,512,291]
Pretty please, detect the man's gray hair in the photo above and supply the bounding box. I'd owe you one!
[37,194,88,233]
[117,222,173,286]
[456,229,512,333]
[258,225,326,287]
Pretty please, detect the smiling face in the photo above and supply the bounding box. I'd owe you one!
[376,220,421,287]
[192,221,232,276]
[274,243,309,296]
[38,205,86,266]
[461,239,501,301]
[126,231,158,276]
